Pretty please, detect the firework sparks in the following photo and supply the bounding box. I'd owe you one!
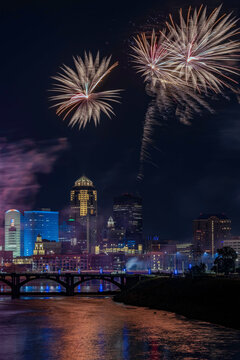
[165,5,240,93]
[131,30,181,87]
[50,52,121,129]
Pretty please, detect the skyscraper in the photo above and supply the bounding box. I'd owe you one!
[59,218,77,244]
[5,209,24,257]
[193,213,231,256]
[24,210,59,256]
[70,175,97,253]
[113,193,143,246]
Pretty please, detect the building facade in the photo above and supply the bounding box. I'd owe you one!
[33,235,62,255]
[70,176,97,253]
[59,218,77,244]
[0,250,13,267]
[193,214,231,256]
[32,254,88,272]
[223,237,240,260]
[113,193,143,247]
[4,209,24,257]
[24,210,59,256]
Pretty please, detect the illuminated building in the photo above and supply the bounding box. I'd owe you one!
[59,218,77,244]
[12,256,33,272]
[33,234,62,255]
[70,175,97,253]
[223,237,240,262]
[0,250,13,267]
[88,253,126,270]
[104,243,143,255]
[176,243,193,257]
[4,209,24,257]
[193,214,231,256]
[32,254,88,272]
[113,193,143,246]
[24,210,59,256]
[107,216,115,229]
[33,235,45,255]
[146,252,164,271]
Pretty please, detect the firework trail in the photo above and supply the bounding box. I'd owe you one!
[50,52,121,129]
[132,5,240,179]
[137,100,158,181]
[137,80,213,179]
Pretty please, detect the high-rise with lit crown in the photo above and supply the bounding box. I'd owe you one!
[70,175,97,253]
[4,209,24,257]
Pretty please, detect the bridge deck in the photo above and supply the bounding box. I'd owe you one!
[0,272,151,299]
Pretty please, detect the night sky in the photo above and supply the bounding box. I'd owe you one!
[1,0,240,243]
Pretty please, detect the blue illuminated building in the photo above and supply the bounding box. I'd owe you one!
[24,210,59,256]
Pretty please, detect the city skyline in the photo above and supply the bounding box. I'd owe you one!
[0,171,239,245]
[1,0,240,245]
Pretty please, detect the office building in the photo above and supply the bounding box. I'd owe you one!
[59,218,77,244]
[4,209,24,257]
[193,213,231,256]
[113,193,143,246]
[223,237,240,259]
[24,210,59,256]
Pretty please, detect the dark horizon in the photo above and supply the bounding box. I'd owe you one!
[1,0,240,244]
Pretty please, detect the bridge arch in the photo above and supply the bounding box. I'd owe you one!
[0,277,13,289]
[18,275,67,290]
[73,276,123,290]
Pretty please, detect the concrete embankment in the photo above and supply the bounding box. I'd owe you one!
[114,276,240,329]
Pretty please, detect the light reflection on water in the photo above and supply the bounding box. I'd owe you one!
[0,297,240,360]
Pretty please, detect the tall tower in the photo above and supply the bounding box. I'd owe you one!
[70,176,97,253]
[5,209,23,257]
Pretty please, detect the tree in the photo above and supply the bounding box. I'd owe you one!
[214,247,237,275]
[188,262,206,276]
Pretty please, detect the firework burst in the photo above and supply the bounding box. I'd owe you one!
[131,30,181,87]
[165,5,240,93]
[50,52,121,129]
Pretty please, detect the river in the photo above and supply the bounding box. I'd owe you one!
[1,295,240,360]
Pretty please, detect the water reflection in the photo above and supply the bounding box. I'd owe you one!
[0,297,240,359]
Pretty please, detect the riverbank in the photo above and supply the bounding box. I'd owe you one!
[114,276,240,329]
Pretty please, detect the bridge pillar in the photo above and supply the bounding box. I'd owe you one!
[11,273,20,299]
[12,287,20,299]
[65,274,74,296]
[121,276,125,289]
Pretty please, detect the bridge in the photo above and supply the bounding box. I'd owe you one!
[0,272,151,299]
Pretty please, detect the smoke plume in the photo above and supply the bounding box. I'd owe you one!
[0,137,68,246]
